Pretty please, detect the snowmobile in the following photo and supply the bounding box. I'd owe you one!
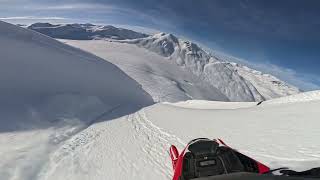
[169,138,320,180]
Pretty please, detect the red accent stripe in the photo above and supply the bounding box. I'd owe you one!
[170,145,179,170]
[172,147,187,180]
[217,138,270,174]
[217,138,228,147]
[257,162,270,174]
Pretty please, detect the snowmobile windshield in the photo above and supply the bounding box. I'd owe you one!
[188,139,219,155]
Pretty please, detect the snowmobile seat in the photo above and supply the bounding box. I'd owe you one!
[182,151,226,179]
[180,139,245,180]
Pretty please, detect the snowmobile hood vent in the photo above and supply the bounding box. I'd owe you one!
[188,139,219,155]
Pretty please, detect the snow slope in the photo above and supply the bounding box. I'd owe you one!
[62,40,229,102]
[28,23,148,40]
[116,33,300,101]
[263,90,320,105]
[0,21,153,179]
[62,38,300,102]
[27,23,300,102]
[1,21,317,180]
[37,91,320,180]
[232,63,301,99]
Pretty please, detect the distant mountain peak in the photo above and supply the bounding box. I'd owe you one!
[28,23,149,40]
[26,23,300,101]
[119,33,300,101]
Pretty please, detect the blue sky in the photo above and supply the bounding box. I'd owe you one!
[1,0,320,90]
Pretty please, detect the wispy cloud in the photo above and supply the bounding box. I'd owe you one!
[0,16,66,20]
[111,24,161,34]
[25,3,116,11]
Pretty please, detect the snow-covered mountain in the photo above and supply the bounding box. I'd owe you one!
[26,23,300,102]
[63,39,231,102]
[28,23,148,40]
[232,63,301,99]
[113,32,300,101]
[211,52,302,99]
[1,21,319,180]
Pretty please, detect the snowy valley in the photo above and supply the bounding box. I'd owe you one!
[0,21,319,180]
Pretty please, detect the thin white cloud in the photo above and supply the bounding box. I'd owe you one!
[111,24,161,34]
[26,3,116,11]
[0,16,66,20]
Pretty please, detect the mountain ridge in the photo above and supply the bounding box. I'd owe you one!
[116,32,300,101]
[28,22,149,40]
[26,23,300,102]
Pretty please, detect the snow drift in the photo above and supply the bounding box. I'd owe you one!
[37,91,320,180]
[0,20,153,129]
[0,21,153,179]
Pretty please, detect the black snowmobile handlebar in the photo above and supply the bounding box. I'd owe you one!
[192,172,318,180]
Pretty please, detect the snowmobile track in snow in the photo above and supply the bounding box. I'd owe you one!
[128,109,185,178]
[38,109,186,180]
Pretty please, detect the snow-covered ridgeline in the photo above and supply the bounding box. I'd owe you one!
[25,23,300,102]
[61,39,231,102]
[28,23,148,40]
[263,90,320,105]
[117,33,300,101]
[0,20,153,179]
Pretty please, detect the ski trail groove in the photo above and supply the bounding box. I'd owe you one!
[37,124,107,180]
[128,109,185,178]
[38,108,185,180]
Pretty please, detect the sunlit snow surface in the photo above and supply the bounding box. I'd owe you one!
[36,91,320,180]
[61,34,300,103]
[61,40,229,102]
[0,20,153,179]
[26,23,300,102]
